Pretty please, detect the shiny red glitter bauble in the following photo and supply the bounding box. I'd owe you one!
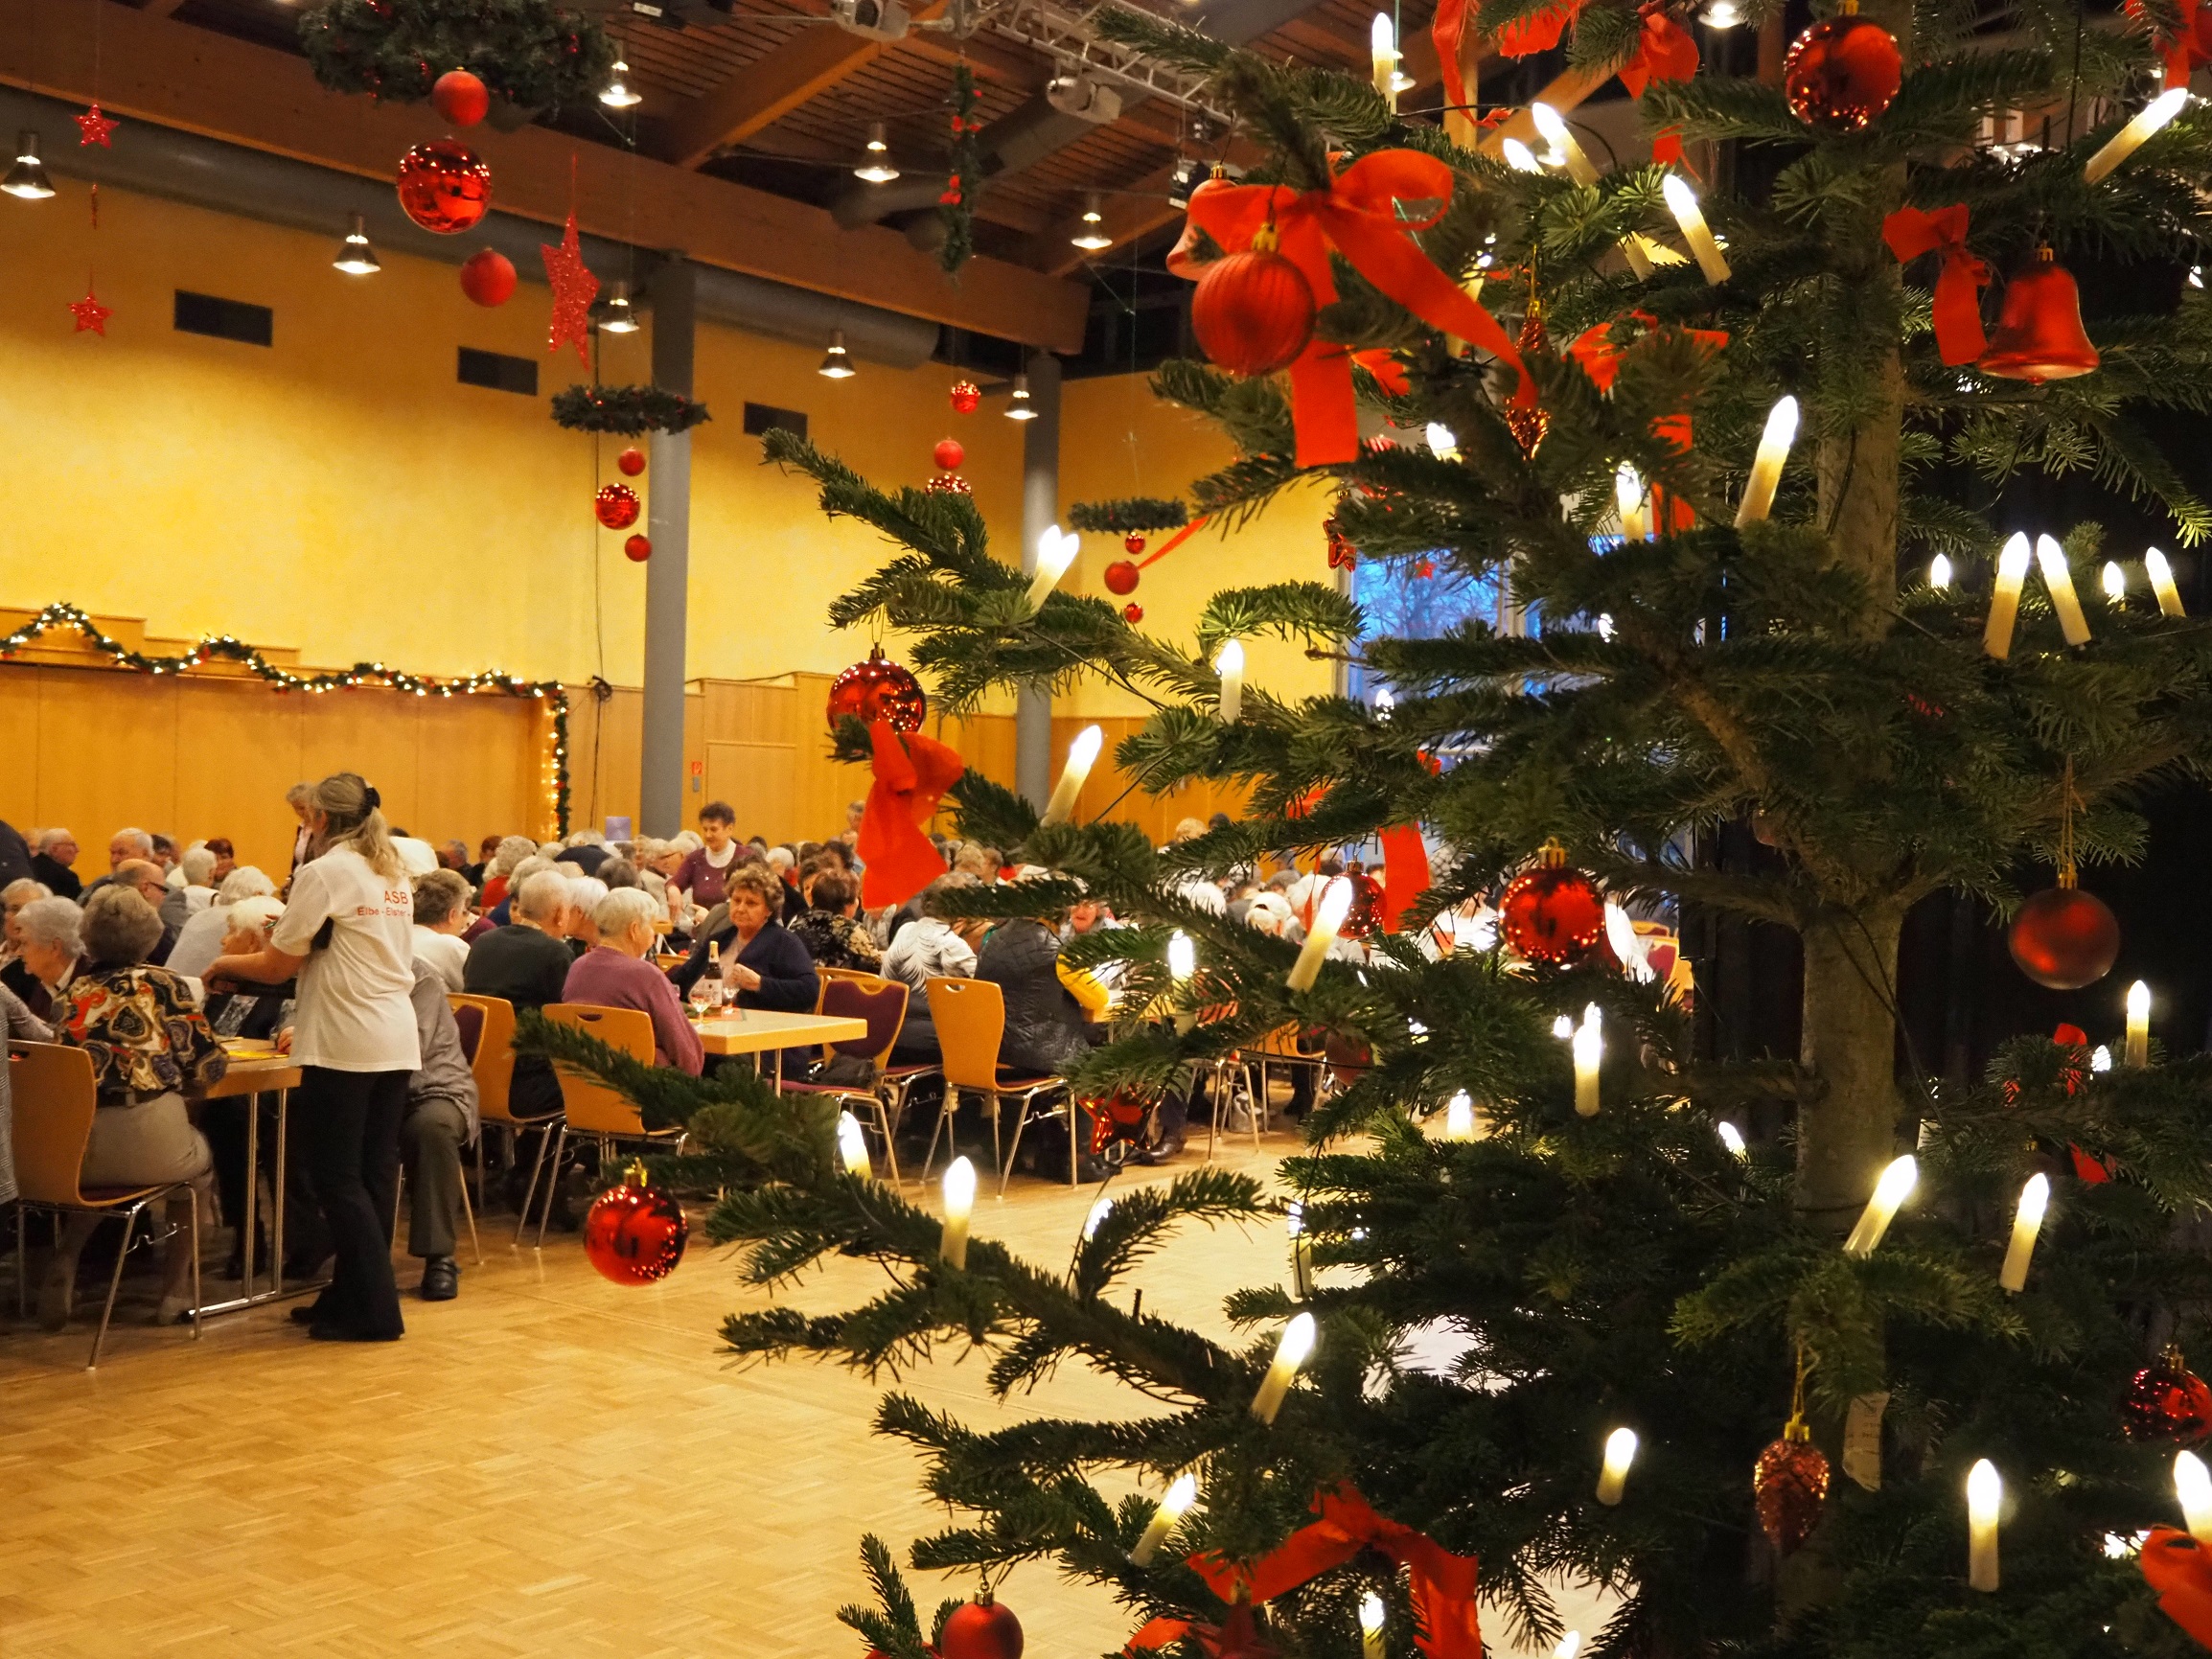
[582,1171,687,1285]
[2124,1348,2212,1444]
[2008,885,2120,990]
[1104,560,1141,595]
[431,68,490,127]
[1784,10,1901,131]
[1123,602,1144,623]
[1124,532,1146,555]
[939,1598,1024,1659]
[949,379,981,415]
[624,534,652,563]
[825,644,927,733]
[1753,1432,1832,1555]
[1498,847,1605,965]
[933,437,966,471]
[458,247,516,307]
[925,472,972,495]
[617,447,646,477]
[1339,862,1387,941]
[594,483,641,530]
[1191,249,1317,378]
[396,138,493,235]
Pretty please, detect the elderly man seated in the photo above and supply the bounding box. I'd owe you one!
[30,827,81,900]
[160,845,219,933]
[401,958,478,1302]
[108,860,180,966]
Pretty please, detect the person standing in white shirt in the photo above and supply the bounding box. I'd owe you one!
[208,772,420,1343]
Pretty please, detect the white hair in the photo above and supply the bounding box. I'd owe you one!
[3,878,51,909]
[537,841,565,858]
[215,865,276,903]
[594,886,658,938]
[515,869,572,924]
[765,846,795,873]
[566,876,609,914]
[491,835,539,877]
[16,896,83,955]
[671,830,703,853]
[226,895,287,934]
[35,827,74,854]
[181,846,219,887]
[111,826,153,856]
[506,856,556,895]
[568,829,608,847]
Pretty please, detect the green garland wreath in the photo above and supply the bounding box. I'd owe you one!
[301,0,616,116]
[1068,496,1190,533]
[937,64,984,276]
[551,384,713,437]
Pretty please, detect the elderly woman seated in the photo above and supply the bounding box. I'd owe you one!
[165,864,279,979]
[39,887,225,1327]
[881,873,988,1063]
[670,860,818,1011]
[789,866,882,972]
[2,877,53,971]
[410,867,473,993]
[563,887,703,1073]
[3,894,85,1020]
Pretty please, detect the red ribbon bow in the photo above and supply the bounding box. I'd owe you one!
[1881,205,1991,366]
[855,718,965,910]
[2126,0,2212,88]
[1568,310,1727,454]
[1172,151,1534,468]
[1378,824,1432,934]
[2143,1527,2212,1646]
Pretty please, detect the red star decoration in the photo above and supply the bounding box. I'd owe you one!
[69,286,112,335]
[75,103,119,148]
[540,212,598,366]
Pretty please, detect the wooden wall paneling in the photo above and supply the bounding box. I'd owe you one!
[790,673,864,845]
[408,694,544,850]
[0,667,44,832]
[705,740,796,841]
[571,686,644,837]
[294,691,431,842]
[35,666,181,864]
[171,678,306,878]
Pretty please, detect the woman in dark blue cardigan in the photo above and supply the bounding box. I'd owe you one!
[667,860,817,1010]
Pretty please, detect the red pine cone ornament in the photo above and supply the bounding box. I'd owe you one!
[431,68,491,127]
[1753,1422,1832,1555]
[594,484,641,530]
[2008,880,2120,990]
[1104,560,1141,595]
[825,644,928,734]
[624,534,652,563]
[1191,241,1317,378]
[933,437,966,472]
[939,1595,1024,1659]
[1339,860,1388,941]
[458,247,517,307]
[617,447,647,477]
[396,138,493,235]
[1978,248,2101,382]
[1505,304,1552,457]
[1498,840,1606,965]
[950,379,982,415]
[1784,0,1902,131]
[582,1164,688,1285]
[2125,1347,2212,1444]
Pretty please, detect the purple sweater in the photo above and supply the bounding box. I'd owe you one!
[562,947,704,1075]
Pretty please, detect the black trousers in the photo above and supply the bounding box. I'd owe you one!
[297,1065,407,1339]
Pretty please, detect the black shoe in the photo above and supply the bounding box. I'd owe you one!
[308,1320,403,1343]
[419,1256,459,1302]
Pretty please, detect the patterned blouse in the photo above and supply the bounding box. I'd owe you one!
[51,966,229,1102]
[788,910,882,973]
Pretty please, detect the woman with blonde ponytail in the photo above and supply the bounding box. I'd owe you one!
[206,772,418,1342]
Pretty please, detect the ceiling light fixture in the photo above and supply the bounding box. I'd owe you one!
[600,58,641,108]
[1005,371,1038,419]
[818,328,856,379]
[1071,193,1113,251]
[853,121,901,183]
[600,279,639,334]
[333,210,380,275]
[3,130,55,200]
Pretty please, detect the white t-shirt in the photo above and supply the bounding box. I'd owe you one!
[271,845,421,1072]
[412,925,470,994]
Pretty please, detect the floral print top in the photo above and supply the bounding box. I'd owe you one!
[788,910,882,973]
[51,966,228,1102]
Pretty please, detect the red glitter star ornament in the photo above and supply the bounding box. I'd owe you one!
[75,103,119,148]
[69,285,111,335]
[540,211,599,366]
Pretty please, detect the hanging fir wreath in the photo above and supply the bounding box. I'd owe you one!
[551,383,712,437]
[937,63,985,276]
[300,0,616,118]
[1069,497,1190,534]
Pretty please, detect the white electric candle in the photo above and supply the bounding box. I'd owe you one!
[1984,533,2033,659]
[1131,1471,1200,1565]
[2084,86,2190,185]
[1167,930,1196,983]
[1998,1172,2049,1292]
[1445,1089,1477,1141]
[1733,396,1799,527]
[1083,1194,1114,1240]
[2127,979,2152,1067]
[1968,1460,2002,1591]
[1596,1426,1638,1505]
[1286,1199,1315,1297]
[1554,1637,1583,1659]
[2103,560,2127,602]
[1371,12,1397,104]
[1250,1310,1317,1422]
[2178,1451,2212,1544]
[1604,901,1651,981]
[1930,553,1953,589]
[1025,524,1080,612]
[1374,687,1394,722]
[1503,136,1542,173]
[1042,724,1104,824]
[1843,1154,1918,1257]
[1615,462,1647,542]
[1360,1591,1386,1659]
[2036,534,2093,646]
[2093,1044,2113,1072]
[837,1109,871,1177]
[1532,103,1598,186]
[1572,1010,1602,1118]
[1426,422,1460,461]
[1717,1120,1747,1158]
[1287,877,1353,990]
[1215,638,1246,725]
[940,1155,976,1269]
[1660,173,1731,284]
[2146,547,2186,617]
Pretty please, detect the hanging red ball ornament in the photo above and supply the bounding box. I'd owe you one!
[594,483,641,530]
[1104,560,1141,596]
[1784,1,1902,131]
[938,1596,1024,1659]
[925,472,973,495]
[933,437,966,472]
[1978,248,2101,382]
[617,447,647,477]
[1498,840,1607,965]
[2008,880,2120,990]
[396,138,493,235]
[1753,1424,1832,1555]
[1122,602,1144,624]
[1339,861,1388,941]
[1191,245,1317,378]
[624,534,653,563]
[826,644,928,734]
[2125,1347,2212,1444]
[1124,532,1147,556]
[949,379,982,415]
[582,1164,688,1285]
[458,246,516,307]
[431,68,491,127]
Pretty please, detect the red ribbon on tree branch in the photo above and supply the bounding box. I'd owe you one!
[1881,204,1990,365]
[2125,0,2212,87]
[856,718,964,909]
[2143,1528,2212,1647]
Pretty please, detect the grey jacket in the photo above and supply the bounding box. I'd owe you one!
[0,980,53,1204]
[407,961,479,1141]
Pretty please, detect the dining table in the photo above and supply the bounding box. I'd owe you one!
[693,1009,867,1086]
[192,1043,311,1317]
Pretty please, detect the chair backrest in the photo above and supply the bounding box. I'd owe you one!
[541,1002,657,1136]
[924,976,1005,1092]
[8,1042,99,1206]
[449,994,518,1123]
[818,972,909,1066]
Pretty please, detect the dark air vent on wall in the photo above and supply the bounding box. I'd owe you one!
[743,402,807,441]
[457,348,540,396]
[173,290,273,346]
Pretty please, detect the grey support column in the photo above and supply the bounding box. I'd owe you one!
[640,256,695,839]
[1015,350,1062,811]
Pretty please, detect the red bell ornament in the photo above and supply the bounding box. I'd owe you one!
[1979,248,2101,382]
[826,644,928,734]
[1104,560,1141,595]
[431,68,491,127]
[939,1595,1023,1659]
[458,247,517,307]
[1784,0,1901,131]
[2125,1347,2212,1444]
[1191,243,1317,378]
[2008,881,2120,990]
[594,483,641,530]
[396,138,493,235]
[582,1163,688,1285]
[1498,840,1606,965]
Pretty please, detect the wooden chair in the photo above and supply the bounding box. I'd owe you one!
[449,993,562,1245]
[534,1004,687,1248]
[782,970,931,1182]
[9,1041,202,1370]
[921,977,1071,1195]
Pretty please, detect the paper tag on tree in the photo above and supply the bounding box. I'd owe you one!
[1843,1392,1889,1490]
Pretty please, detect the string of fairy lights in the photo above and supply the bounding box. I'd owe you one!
[0,603,571,834]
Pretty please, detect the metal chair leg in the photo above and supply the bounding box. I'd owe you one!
[87,1206,139,1371]
[15,1205,24,1320]
[997,1093,1027,1198]
[457,1163,483,1265]
[513,1122,555,1246]
[919,1087,956,1187]
[1070,1092,1079,1187]
[878,1083,903,1187]
[187,1188,202,1342]
[534,1124,568,1249]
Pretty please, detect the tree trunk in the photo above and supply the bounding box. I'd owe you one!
[1813,334,1905,634]
[1795,904,1907,1222]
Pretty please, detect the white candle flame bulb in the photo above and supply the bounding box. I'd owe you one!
[1615,462,1647,542]
[1717,1120,1747,1158]
[837,1110,871,1177]
[1025,523,1080,612]
[1042,723,1104,824]
[1445,1090,1477,1141]
[1603,901,1651,981]
[1426,422,1460,460]
[2084,86,2190,184]
[1370,12,1397,101]
[2179,1450,2212,1544]
[2127,979,2152,1067]
[1360,1592,1387,1658]
[1167,929,1196,982]
[1968,1459,2002,1591]
[1374,687,1394,722]
[2092,1044,2113,1072]
[1930,553,1952,589]
[1286,877,1354,990]
[1531,103,1598,186]
[1285,1198,1302,1238]
[1998,1172,2049,1292]
[1554,1013,1575,1039]
[1250,1310,1318,1422]
[939,1155,976,1269]
[1131,1470,1201,1564]
[1596,1426,1638,1504]
[1734,395,1799,527]
[1503,136,1542,173]
[1984,533,2033,659]
[1660,173,1731,283]
[1554,1637,1583,1659]
[1214,638,1246,725]
[1083,1194,1114,1240]
[1572,1013,1602,1118]
[1843,1154,1918,1257]
[2036,534,2093,646]
[2103,560,2128,601]
[2147,547,2186,617]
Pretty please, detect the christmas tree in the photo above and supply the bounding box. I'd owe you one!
[521,1,2212,1651]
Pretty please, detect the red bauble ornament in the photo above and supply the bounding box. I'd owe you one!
[1122,602,1144,623]
[1784,5,1901,131]
[624,534,653,563]
[939,1596,1023,1659]
[950,379,981,415]
[933,437,966,471]
[2125,1347,2212,1444]
[617,446,647,477]
[458,247,517,308]
[2008,882,2120,990]
[1339,861,1387,941]
[1124,532,1146,555]
[582,1164,688,1285]
[1191,248,1317,378]
[826,644,928,733]
[1104,560,1141,596]
[396,138,493,235]
[926,472,972,495]
[595,483,641,530]
[431,68,491,127]
[1979,249,2100,382]
[1498,840,1606,965]
[1753,1427,1832,1555]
